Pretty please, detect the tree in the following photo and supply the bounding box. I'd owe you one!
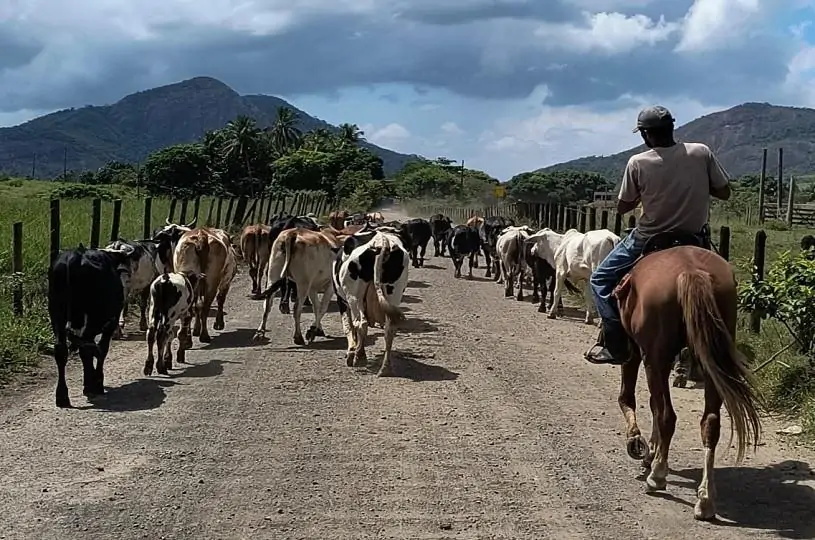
[389,159,499,202]
[221,115,261,182]
[269,106,303,155]
[141,144,211,197]
[506,170,613,204]
[337,123,364,146]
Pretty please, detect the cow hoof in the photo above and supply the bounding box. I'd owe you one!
[305,327,316,344]
[293,334,306,346]
[199,334,212,343]
[253,332,266,341]
[279,305,290,315]
[532,297,540,304]
[547,313,557,320]
[157,366,169,376]
[346,352,355,367]
[353,351,367,367]
[56,393,72,408]
[143,362,154,376]
[213,320,225,331]
[473,262,479,268]
[83,386,104,398]
[673,375,688,388]
[192,327,201,337]
[377,366,395,377]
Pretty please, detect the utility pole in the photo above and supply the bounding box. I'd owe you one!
[31,153,36,178]
[63,146,67,179]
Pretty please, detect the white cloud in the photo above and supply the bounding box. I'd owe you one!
[675,0,761,52]
[440,121,464,135]
[535,11,678,54]
[364,122,412,149]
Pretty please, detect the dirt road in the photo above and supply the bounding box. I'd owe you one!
[1,207,814,540]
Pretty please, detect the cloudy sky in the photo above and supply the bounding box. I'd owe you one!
[1,0,814,180]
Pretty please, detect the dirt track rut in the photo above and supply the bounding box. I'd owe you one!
[1,207,815,539]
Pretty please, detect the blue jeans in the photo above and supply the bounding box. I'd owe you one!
[590,231,645,328]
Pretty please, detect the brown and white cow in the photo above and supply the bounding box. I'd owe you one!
[366,211,385,224]
[239,223,272,297]
[173,227,237,343]
[328,210,349,230]
[253,228,339,345]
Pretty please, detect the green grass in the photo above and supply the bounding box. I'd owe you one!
[0,178,297,383]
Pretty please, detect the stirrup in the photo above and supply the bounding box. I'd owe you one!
[584,343,627,366]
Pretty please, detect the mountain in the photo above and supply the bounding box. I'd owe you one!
[540,103,815,180]
[0,77,422,178]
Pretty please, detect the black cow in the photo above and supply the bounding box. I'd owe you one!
[48,246,136,408]
[399,218,433,268]
[522,239,564,313]
[479,216,515,280]
[802,235,815,260]
[429,214,453,256]
[268,214,320,313]
[447,225,481,279]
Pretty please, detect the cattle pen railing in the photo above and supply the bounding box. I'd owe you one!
[1,190,334,319]
[408,200,773,334]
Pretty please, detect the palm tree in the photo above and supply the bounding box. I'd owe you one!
[270,106,303,155]
[221,115,261,179]
[302,128,334,151]
[338,123,364,145]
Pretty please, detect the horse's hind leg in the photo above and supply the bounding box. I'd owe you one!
[619,349,650,464]
[644,358,676,492]
[694,380,723,520]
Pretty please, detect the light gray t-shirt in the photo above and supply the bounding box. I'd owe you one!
[618,142,730,239]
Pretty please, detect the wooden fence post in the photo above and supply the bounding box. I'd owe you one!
[110,199,122,242]
[168,199,177,222]
[719,226,730,260]
[50,199,61,263]
[206,198,215,226]
[786,176,795,228]
[579,207,587,232]
[588,207,597,231]
[179,199,189,223]
[224,198,235,226]
[613,213,622,236]
[12,222,23,316]
[758,147,767,224]
[215,198,224,228]
[750,230,767,334]
[90,198,101,248]
[600,210,608,230]
[143,197,152,239]
[193,196,201,220]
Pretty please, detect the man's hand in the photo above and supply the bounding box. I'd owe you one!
[710,184,731,201]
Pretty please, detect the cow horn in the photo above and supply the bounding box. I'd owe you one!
[165,218,172,226]
[185,217,197,229]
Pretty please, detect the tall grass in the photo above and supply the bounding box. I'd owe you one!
[0,178,214,381]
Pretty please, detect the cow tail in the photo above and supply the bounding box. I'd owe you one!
[154,273,171,328]
[280,232,296,279]
[373,242,405,323]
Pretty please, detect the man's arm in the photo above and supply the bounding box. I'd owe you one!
[617,159,641,214]
[707,147,731,201]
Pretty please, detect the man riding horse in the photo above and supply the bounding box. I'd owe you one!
[585,105,732,365]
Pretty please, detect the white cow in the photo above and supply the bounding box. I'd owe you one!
[528,228,620,325]
[332,229,410,376]
[144,271,203,376]
[495,225,536,299]
[253,228,338,345]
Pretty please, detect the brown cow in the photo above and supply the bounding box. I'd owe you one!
[328,210,349,230]
[173,227,238,345]
[254,228,339,345]
[239,223,272,297]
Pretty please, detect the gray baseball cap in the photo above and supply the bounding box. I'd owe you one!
[632,105,675,132]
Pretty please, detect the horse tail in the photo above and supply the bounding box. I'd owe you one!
[677,270,762,463]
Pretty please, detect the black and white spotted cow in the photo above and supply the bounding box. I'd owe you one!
[446,224,481,279]
[478,216,515,280]
[151,217,198,271]
[144,272,203,376]
[429,213,453,256]
[48,245,139,408]
[105,238,172,338]
[331,228,410,376]
[523,237,563,314]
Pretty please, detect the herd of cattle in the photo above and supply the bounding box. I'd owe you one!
[46,207,624,409]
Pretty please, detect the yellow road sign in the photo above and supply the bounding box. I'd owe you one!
[494,186,507,198]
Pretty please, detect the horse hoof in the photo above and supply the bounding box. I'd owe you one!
[645,473,667,492]
[693,498,716,521]
[626,435,649,461]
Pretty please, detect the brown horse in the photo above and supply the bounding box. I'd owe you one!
[613,244,762,521]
